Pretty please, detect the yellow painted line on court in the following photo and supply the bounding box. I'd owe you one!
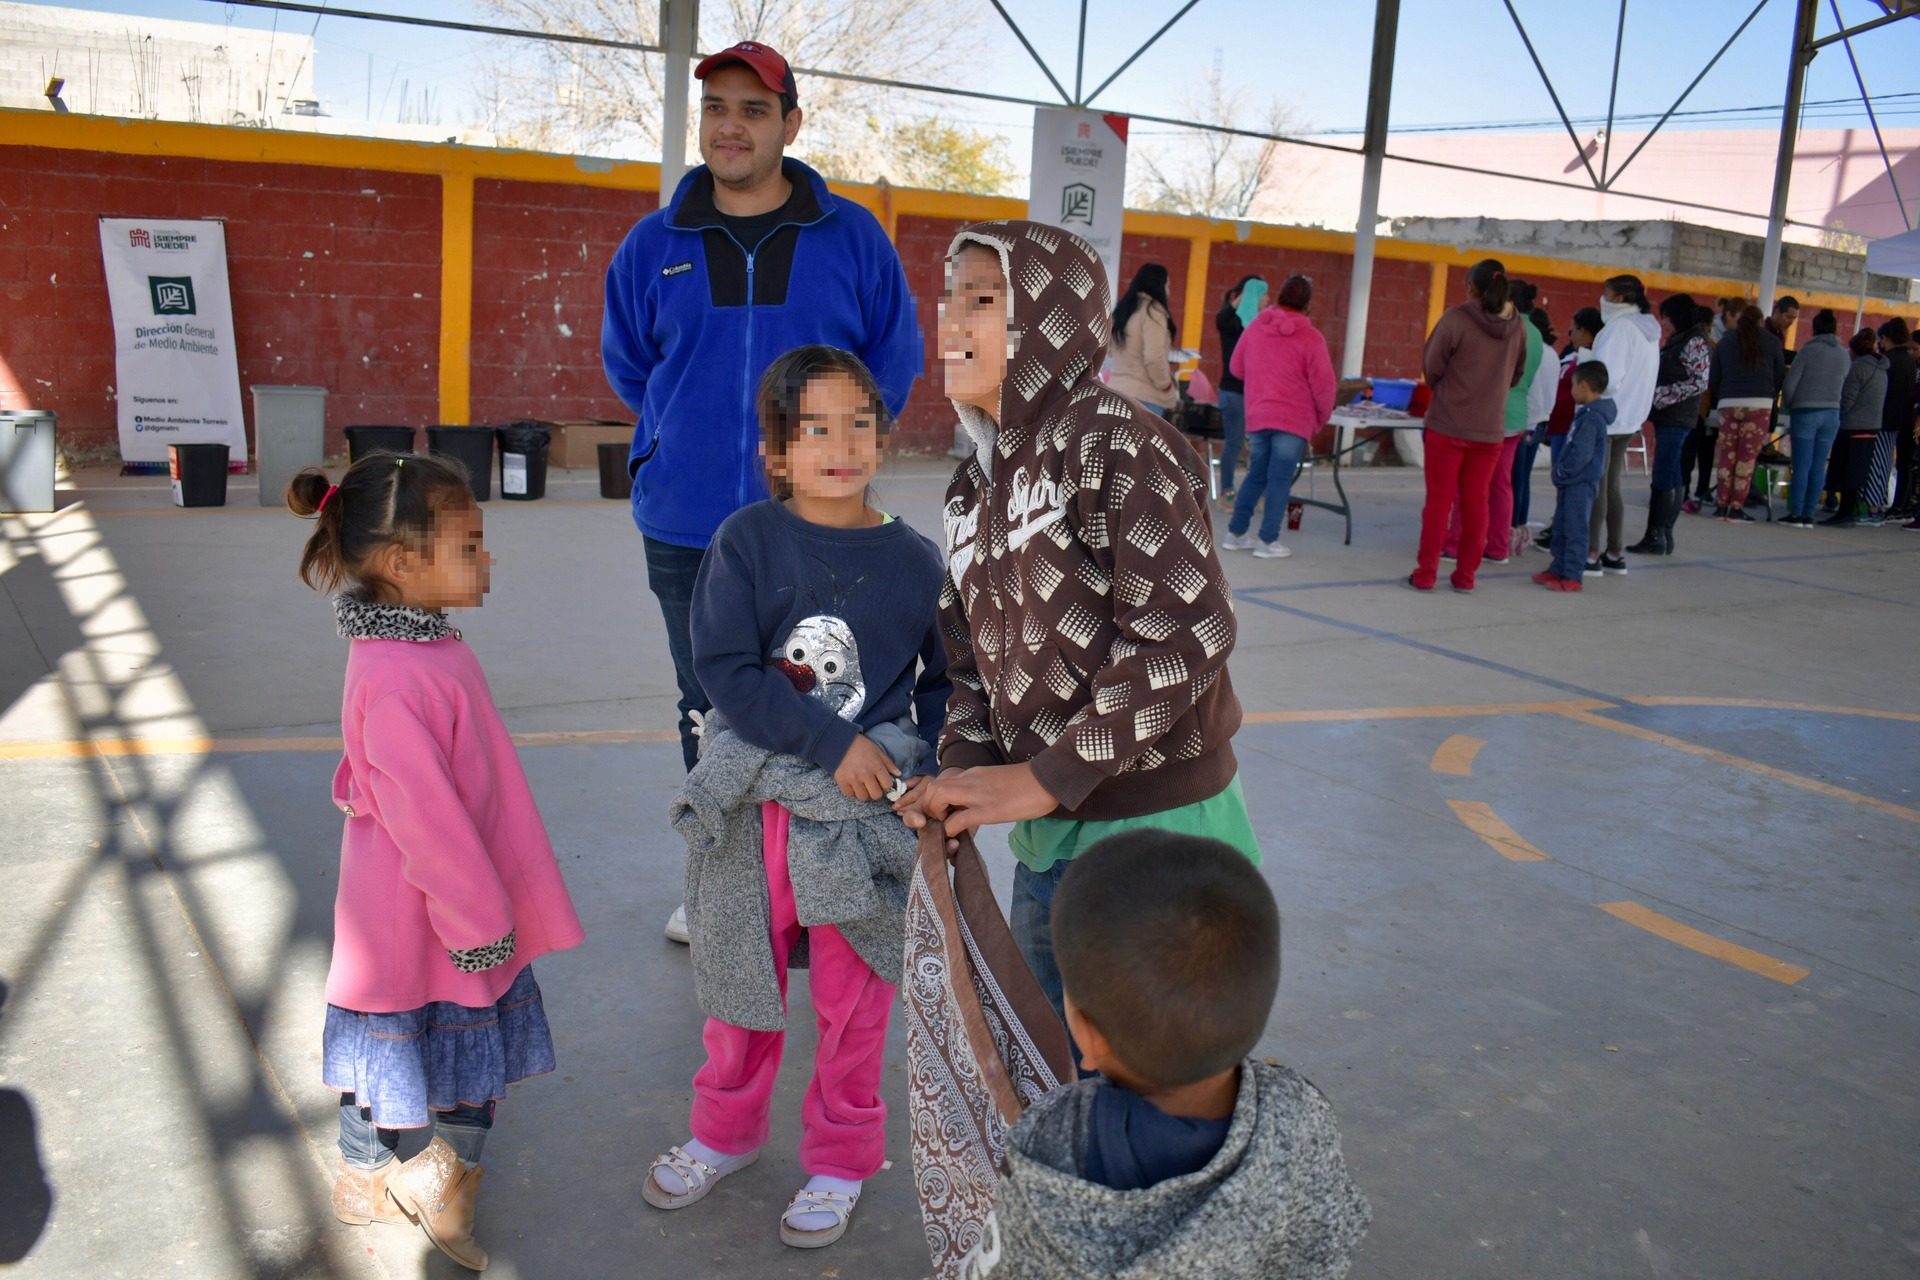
[1557,708,1920,825]
[1430,734,1485,776]
[1597,901,1810,985]
[1446,800,1550,862]
[1625,696,1920,724]
[1243,699,1611,724]
[0,727,680,762]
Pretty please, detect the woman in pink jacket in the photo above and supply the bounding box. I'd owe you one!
[288,452,585,1273]
[1219,274,1337,559]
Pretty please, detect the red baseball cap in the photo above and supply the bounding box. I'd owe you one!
[694,42,798,104]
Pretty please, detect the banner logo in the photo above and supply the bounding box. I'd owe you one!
[128,228,152,248]
[148,276,197,315]
[1060,183,1095,226]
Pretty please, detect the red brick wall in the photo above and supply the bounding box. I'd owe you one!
[0,146,440,455]
[470,178,653,427]
[890,213,965,452]
[1197,243,1431,387]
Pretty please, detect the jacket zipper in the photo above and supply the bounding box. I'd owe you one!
[741,248,756,510]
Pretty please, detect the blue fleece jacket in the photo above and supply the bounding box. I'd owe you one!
[1554,396,1616,488]
[601,160,924,548]
[690,499,949,775]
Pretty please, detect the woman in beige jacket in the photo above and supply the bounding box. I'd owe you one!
[1107,263,1179,416]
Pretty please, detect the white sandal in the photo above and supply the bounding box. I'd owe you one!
[780,1187,859,1248]
[641,1145,758,1210]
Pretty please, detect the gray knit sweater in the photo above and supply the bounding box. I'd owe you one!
[960,1061,1371,1279]
[670,713,915,1031]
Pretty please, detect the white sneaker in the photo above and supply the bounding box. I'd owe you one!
[1252,540,1291,559]
[665,903,690,944]
[1219,531,1256,551]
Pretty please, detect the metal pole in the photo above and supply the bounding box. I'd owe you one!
[658,0,698,201]
[1758,0,1818,309]
[1342,0,1400,379]
[1854,254,1867,331]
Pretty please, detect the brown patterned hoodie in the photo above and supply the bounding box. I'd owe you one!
[937,220,1241,820]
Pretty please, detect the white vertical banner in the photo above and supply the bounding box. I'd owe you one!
[98,218,248,472]
[1027,108,1129,306]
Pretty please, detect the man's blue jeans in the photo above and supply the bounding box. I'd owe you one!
[1010,861,1070,1024]
[644,536,709,773]
[1787,408,1841,518]
[1218,390,1246,492]
[1229,430,1308,544]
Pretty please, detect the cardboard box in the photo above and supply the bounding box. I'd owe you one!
[547,420,632,469]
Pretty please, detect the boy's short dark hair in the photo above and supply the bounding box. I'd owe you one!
[1052,830,1278,1087]
[1573,361,1610,393]
[1774,295,1801,315]
[1811,308,1837,335]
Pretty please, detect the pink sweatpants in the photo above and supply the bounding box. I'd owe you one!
[689,802,896,1180]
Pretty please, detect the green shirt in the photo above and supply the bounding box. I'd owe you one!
[1009,774,1260,873]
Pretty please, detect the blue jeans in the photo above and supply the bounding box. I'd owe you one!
[1010,861,1069,1024]
[1218,390,1246,492]
[644,535,710,772]
[339,1097,494,1171]
[1787,409,1841,518]
[1229,430,1308,544]
[1511,428,1543,526]
[1651,424,1689,491]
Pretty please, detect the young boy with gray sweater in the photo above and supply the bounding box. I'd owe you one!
[961,830,1370,1279]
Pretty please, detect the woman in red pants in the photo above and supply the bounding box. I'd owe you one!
[1408,259,1529,593]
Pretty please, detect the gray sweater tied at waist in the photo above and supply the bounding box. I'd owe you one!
[671,712,916,1032]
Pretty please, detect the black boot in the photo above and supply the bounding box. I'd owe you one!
[1627,491,1664,555]
[1656,486,1681,555]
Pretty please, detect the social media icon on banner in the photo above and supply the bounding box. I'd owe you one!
[147,276,197,315]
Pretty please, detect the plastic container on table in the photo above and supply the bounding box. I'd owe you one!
[598,441,634,500]
[495,422,552,501]
[170,443,230,507]
[1369,378,1418,411]
[1,410,57,514]
[251,385,326,507]
[343,425,416,461]
[425,426,495,502]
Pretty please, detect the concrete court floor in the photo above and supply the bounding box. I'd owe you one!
[0,454,1915,1280]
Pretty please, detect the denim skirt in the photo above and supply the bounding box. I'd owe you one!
[322,964,556,1128]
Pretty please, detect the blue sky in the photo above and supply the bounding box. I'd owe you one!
[40,0,1920,144]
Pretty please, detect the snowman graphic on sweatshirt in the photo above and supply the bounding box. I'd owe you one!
[772,615,867,720]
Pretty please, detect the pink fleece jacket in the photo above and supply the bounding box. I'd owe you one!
[1228,305,1338,439]
[327,633,585,1012]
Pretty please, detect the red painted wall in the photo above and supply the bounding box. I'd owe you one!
[470,178,652,428]
[0,146,440,456]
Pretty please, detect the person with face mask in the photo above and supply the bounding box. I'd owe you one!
[1578,275,1661,577]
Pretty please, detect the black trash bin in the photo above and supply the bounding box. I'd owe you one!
[169,443,230,508]
[425,426,494,501]
[495,422,551,501]
[344,425,416,461]
[597,441,633,500]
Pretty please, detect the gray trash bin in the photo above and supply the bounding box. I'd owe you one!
[251,385,327,507]
[0,410,57,514]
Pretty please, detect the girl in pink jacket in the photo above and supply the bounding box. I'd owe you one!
[288,452,585,1273]
[1218,275,1337,559]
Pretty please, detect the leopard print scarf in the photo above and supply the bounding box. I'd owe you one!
[333,592,461,643]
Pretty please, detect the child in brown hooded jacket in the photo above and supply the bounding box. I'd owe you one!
[898,220,1256,1017]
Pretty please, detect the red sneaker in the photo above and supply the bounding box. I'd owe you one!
[1548,577,1583,592]
[1531,570,1560,585]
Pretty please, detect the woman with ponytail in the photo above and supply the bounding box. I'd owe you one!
[1406,258,1528,593]
[289,452,585,1271]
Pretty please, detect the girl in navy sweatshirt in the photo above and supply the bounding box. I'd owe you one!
[643,345,948,1250]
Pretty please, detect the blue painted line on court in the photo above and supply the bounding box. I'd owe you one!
[1232,592,1622,704]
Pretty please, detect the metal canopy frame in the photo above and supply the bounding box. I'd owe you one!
[194,0,1918,362]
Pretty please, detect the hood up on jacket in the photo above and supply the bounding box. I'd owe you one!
[963,1061,1371,1279]
[947,221,1113,475]
[1250,304,1310,341]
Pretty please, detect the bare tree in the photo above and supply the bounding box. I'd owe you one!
[1128,66,1313,221]
[471,0,990,172]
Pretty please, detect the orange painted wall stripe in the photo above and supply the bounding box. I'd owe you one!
[1430,734,1485,776]
[1597,901,1810,984]
[1446,800,1550,862]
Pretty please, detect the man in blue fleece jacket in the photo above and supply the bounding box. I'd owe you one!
[601,42,922,940]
